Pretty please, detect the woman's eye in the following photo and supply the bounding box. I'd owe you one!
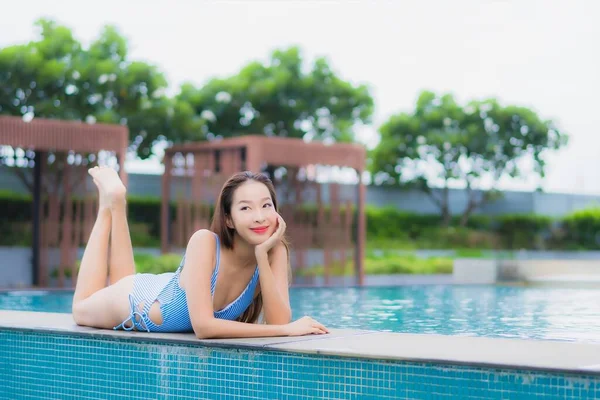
[264,203,273,208]
[241,206,249,211]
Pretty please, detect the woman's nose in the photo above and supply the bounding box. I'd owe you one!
[254,210,265,222]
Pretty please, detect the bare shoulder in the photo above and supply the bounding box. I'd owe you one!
[188,228,217,248]
[180,229,217,282]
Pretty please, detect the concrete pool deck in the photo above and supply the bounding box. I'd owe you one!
[2,309,600,377]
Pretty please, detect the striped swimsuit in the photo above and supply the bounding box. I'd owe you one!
[113,232,260,333]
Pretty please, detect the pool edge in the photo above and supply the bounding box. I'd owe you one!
[2,309,600,378]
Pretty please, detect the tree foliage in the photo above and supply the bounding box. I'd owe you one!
[176,46,374,143]
[370,90,569,225]
[0,19,203,159]
[1,20,374,161]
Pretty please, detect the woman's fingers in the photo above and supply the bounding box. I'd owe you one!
[278,214,286,226]
[274,216,286,239]
[311,321,330,333]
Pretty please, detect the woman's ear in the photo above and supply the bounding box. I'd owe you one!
[225,214,235,229]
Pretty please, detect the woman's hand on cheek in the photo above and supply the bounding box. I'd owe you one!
[254,213,286,257]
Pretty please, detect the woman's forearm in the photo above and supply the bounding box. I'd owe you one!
[195,318,287,339]
[255,251,292,324]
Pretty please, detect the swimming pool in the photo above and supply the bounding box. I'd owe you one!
[2,284,600,343]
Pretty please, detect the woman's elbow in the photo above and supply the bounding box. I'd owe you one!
[194,330,211,340]
[193,321,218,339]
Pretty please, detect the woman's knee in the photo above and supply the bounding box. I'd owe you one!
[72,282,132,328]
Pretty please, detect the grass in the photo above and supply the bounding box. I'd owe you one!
[297,251,454,277]
[365,226,500,252]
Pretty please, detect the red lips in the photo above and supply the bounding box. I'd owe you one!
[250,226,269,234]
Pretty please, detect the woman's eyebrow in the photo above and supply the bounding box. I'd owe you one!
[237,197,271,204]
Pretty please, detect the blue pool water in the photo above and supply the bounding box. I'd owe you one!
[2,284,600,343]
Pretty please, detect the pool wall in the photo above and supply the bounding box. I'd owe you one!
[2,311,600,399]
[453,259,600,286]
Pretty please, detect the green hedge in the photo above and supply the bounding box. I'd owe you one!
[0,191,598,250]
[297,252,454,276]
[561,207,600,249]
[134,252,182,274]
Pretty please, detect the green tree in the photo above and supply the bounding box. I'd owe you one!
[0,18,202,160]
[0,19,207,195]
[175,46,374,143]
[370,90,568,225]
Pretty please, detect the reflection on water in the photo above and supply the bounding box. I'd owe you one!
[0,290,73,313]
[289,285,600,343]
[2,285,600,343]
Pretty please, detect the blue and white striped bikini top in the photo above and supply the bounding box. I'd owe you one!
[207,233,260,320]
[145,232,261,333]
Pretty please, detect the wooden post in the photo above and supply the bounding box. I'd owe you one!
[59,163,72,288]
[161,155,172,254]
[32,151,43,287]
[356,169,366,286]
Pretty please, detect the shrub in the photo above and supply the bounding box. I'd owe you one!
[299,252,454,276]
[134,252,183,274]
[561,207,600,250]
[1,190,599,251]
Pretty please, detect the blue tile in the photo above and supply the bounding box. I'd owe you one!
[2,329,600,400]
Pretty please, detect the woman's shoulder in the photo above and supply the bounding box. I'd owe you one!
[187,229,218,250]
[189,228,216,240]
[180,229,218,276]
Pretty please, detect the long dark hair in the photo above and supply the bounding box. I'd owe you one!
[209,171,291,324]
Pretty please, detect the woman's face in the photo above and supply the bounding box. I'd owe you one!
[228,181,278,245]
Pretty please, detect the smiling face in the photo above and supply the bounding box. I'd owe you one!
[227,180,278,246]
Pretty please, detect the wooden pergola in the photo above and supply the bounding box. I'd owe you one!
[161,135,367,285]
[0,116,128,288]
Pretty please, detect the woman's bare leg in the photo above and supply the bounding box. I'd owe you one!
[72,166,111,305]
[104,168,136,284]
[72,166,134,329]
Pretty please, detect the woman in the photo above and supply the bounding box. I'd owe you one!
[72,166,329,338]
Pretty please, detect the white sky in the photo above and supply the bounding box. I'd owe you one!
[1,0,599,194]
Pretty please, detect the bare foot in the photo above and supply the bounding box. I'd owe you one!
[88,166,127,210]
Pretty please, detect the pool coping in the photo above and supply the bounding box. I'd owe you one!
[2,310,600,377]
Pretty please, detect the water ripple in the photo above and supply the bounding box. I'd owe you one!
[2,285,600,343]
